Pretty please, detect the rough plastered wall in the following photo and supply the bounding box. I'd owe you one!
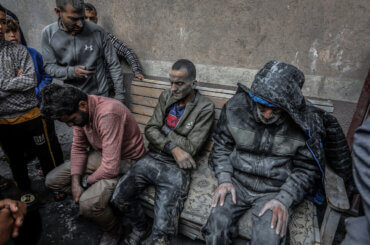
[2,0,369,102]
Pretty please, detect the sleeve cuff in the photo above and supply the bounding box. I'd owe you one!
[275,190,294,208]
[114,94,125,100]
[67,66,76,79]
[87,175,96,185]
[217,172,232,185]
[163,141,177,154]
[161,125,172,136]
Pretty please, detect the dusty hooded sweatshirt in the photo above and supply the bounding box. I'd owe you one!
[211,61,353,207]
[41,21,125,99]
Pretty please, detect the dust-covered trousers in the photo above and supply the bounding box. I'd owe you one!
[202,178,291,245]
[111,151,190,241]
[45,151,135,231]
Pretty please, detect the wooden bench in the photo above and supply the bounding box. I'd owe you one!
[128,77,350,244]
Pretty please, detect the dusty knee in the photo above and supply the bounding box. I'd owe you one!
[111,172,137,212]
[79,197,104,218]
[202,210,237,244]
[252,211,282,245]
[45,171,58,190]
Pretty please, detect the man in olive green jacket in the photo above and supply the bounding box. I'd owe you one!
[112,59,215,245]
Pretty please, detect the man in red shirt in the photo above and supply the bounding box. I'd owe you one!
[40,84,145,245]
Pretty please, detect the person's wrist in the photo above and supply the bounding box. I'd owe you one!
[81,175,90,189]
[71,175,81,187]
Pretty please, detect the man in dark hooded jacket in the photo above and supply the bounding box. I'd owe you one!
[202,60,335,244]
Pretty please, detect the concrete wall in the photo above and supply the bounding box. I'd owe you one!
[2,0,369,102]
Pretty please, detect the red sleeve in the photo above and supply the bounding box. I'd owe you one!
[70,126,89,175]
[87,113,125,184]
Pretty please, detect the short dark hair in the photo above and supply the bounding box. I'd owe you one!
[56,0,85,12]
[40,84,88,119]
[172,59,196,81]
[0,4,6,14]
[84,2,97,14]
[6,18,19,33]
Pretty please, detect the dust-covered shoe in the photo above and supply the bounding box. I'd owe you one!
[152,236,170,245]
[123,224,151,245]
[100,225,123,245]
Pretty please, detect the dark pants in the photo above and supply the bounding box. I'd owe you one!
[111,151,190,241]
[202,180,288,245]
[0,116,63,191]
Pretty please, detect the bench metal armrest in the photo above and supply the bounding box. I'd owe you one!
[320,166,350,244]
[324,165,350,212]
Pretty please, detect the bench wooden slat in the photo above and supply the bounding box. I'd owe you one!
[307,99,333,107]
[131,103,222,120]
[131,85,163,98]
[131,93,227,110]
[132,81,234,99]
[132,113,151,125]
[312,105,334,113]
[131,104,155,117]
[135,79,237,95]
[130,95,159,108]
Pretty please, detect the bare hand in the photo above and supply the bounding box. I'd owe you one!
[211,182,236,207]
[74,66,95,78]
[71,175,84,203]
[259,199,288,237]
[135,73,145,80]
[17,69,23,77]
[0,208,14,244]
[0,199,27,238]
[171,146,196,169]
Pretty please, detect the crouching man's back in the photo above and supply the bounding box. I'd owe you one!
[40,84,145,245]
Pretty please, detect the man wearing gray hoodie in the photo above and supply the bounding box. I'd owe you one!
[41,0,125,102]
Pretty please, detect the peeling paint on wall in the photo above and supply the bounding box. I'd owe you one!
[292,51,299,67]
[309,39,319,73]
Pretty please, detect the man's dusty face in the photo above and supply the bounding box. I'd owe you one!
[169,69,194,100]
[59,110,89,127]
[0,11,6,39]
[84,10,97,24]
[256,103,282,125]
[56,3,85,34]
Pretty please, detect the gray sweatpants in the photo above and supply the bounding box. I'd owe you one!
[202,179,290,245]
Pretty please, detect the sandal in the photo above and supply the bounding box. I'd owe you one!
[53,191,66,202]
[0,176,11,191]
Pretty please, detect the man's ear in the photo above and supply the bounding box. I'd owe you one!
[54,7,61,17]
[78,101,88,112]
[192,80,197,89]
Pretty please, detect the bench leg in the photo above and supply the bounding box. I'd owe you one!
[320,206,341,245]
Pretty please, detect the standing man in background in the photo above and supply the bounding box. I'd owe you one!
[84,2,144,82]
[41,0,126,103]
